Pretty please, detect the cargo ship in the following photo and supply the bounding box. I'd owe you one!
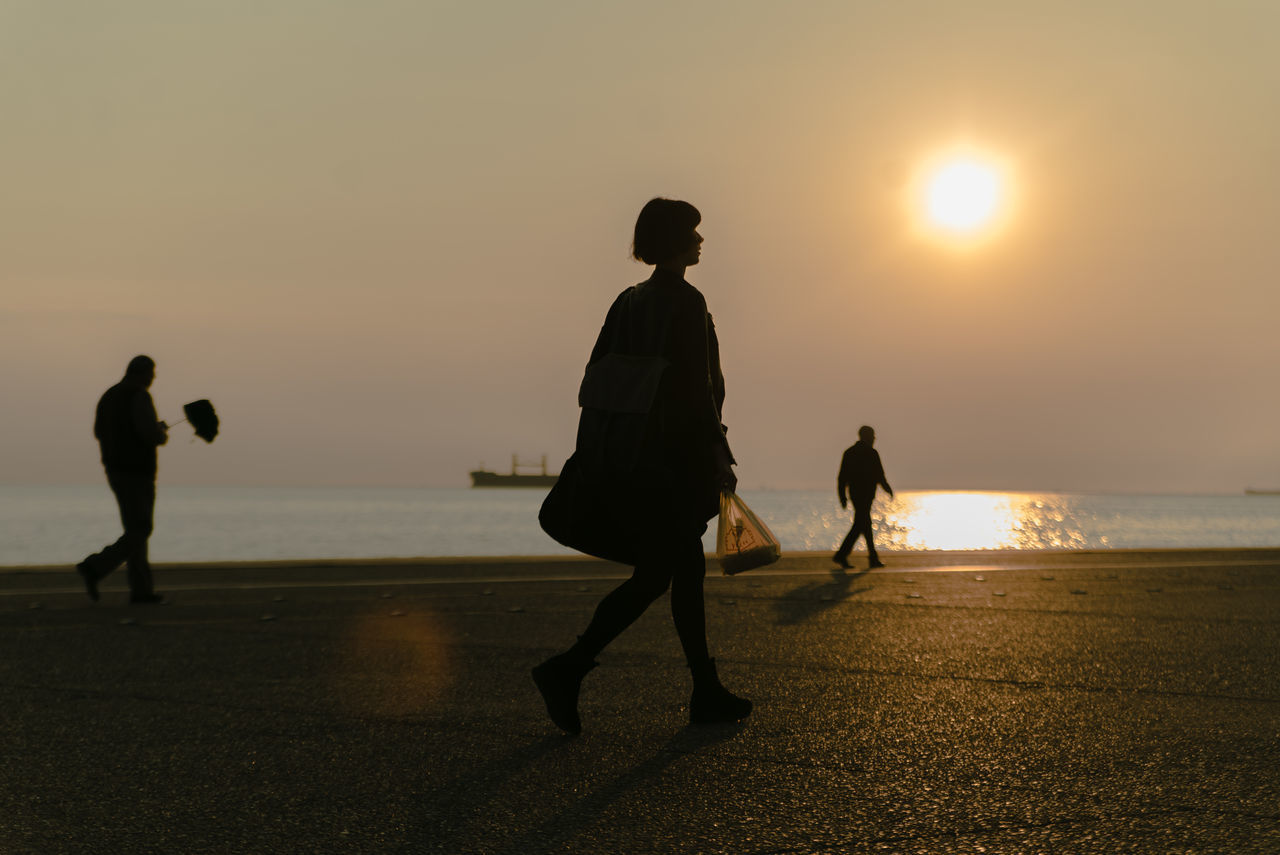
[470,454,558,488]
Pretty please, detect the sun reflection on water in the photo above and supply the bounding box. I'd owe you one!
[771,491,1100,553]
[876,491,1094,551]
[881,492,1020,550]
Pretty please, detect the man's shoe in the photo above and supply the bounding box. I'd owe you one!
[833,552,851,569]
[129,593,166,605]
[76,561,99,602]
[868,559,886,569]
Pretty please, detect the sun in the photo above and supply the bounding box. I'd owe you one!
[910,147,1014,248]
[926,161,1000,231]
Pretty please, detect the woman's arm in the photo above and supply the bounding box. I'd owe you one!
[668,286,735,482]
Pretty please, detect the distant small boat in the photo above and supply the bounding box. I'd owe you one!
[470,454,558,488]
[1245,488,1280,495]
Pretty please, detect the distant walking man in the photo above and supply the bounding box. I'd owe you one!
[77,355,168,604]
[834,425,894,570]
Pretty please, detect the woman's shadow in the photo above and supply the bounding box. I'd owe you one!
[490,721,749,855]
[772,567,871,626]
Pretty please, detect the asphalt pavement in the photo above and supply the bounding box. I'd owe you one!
[2,549,1278,854]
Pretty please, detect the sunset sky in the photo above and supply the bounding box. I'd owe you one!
[3,2,1278,493]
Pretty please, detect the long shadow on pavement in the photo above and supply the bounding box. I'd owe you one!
[489,721,749,855]
[405,730,569,851]
[772,567,870,626]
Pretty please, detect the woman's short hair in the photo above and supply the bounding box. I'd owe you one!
[632,198,701,265]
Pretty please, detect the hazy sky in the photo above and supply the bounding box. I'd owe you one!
[4,1,1279,493]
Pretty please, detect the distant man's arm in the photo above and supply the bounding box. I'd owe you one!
[837,450,851,509]
[132,392,168,447]
[876,451,893,498]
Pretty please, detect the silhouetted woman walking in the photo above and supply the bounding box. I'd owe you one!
[533,198,751,733]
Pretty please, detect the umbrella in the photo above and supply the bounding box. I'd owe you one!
[176,399,220,442]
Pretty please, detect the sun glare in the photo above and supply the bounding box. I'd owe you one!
[926,161,999,230]
[910,146,1014,249]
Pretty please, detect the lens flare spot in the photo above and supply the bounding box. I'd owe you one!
[329,610,454,717]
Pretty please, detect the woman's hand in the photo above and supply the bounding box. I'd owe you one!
[713,444,737,493]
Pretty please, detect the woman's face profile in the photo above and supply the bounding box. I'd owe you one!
[666,229,703,268]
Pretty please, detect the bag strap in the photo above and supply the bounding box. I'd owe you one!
[578,283,675,415]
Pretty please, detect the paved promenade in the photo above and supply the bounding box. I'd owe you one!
[2,550,1278,854]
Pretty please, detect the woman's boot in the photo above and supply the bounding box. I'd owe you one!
[689,657,752,724]
[532,645,598,735]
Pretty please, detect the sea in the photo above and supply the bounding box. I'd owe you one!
[3,485,1280,567]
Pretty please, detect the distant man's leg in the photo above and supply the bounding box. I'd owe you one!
[82,535,129,581]
[852,504,881,566]
[835,518,861,561]
[108,471,156,598]
[81,470,134,584]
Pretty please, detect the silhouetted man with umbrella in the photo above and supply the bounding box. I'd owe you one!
[77,355,169,604]
[834,425,894,570]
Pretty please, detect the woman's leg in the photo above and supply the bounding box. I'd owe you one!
[533,556,672,734]
[573,562,673,659]
[668,533,710,666]
[666,530,752,724]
